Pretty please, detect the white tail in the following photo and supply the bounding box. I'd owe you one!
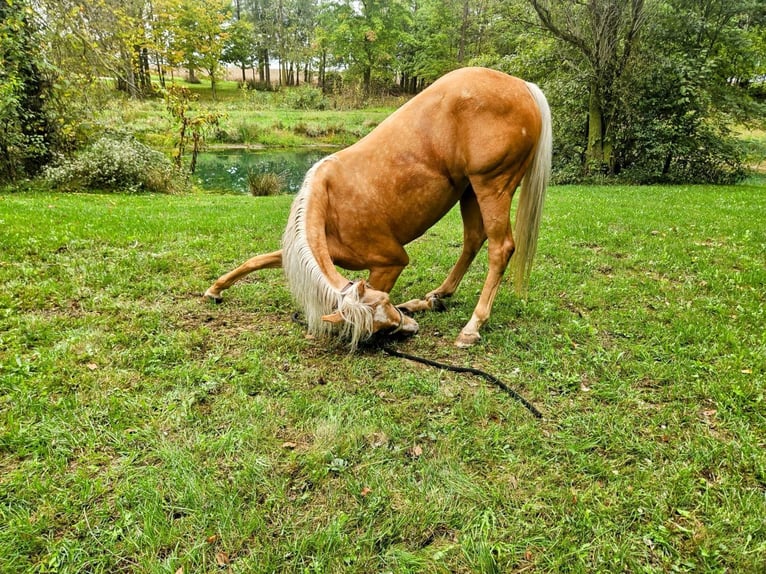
[511,81,552,294]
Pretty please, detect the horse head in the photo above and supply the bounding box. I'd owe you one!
[321,280,419,344]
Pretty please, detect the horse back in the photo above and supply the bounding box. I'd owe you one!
[314,68,543,257]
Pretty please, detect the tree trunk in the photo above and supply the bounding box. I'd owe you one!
[458,0,469,62]
[363,66,372,95]
[319,50,326,91]
[155,55,166,88]
[586,85,614,173]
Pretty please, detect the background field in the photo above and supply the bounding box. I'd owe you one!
[1,183,765,572]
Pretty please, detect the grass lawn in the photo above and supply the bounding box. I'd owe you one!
[1,183,765,573]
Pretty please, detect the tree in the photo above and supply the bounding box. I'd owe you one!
[169,0,231,98]
[242,0,279,85]
[223,4,258,82]
[48,0,155,98]
[326,0,411,95]
[610,0,765,182]
[528,0,646,174]
[0,0,56,179]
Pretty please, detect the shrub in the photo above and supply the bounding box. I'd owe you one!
[282,86,328,110]
[248,170,284,196]
[43,135,185,193]
[241,79,279,92]
[292,122,345,138]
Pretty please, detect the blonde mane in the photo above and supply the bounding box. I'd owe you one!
[281,157,373,349]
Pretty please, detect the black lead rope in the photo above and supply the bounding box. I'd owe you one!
[381,346,543,419]
[290,312,542,419]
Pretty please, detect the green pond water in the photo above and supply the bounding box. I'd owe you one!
[193,148,334,193]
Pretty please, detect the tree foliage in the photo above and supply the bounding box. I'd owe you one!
[0,0,56,180]
[4,0,765,185]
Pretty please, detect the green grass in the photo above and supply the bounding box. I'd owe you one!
[1,184,765,572]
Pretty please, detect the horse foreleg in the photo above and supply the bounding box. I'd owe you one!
[367,265,405,293]
[398,190,486,315]
[204,249,282,302]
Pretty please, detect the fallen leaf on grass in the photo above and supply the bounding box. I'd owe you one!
[215,552,230,567]
[409,444,423,458]
[86,363,99,371]
[281,441,298,450]
[175,568,184,574]
[360,486,372,497]
[741,369,752,374]
[525,548,534,561]
[206,534,219,544]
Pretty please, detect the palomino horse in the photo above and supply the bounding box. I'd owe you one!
[205,67,552,348]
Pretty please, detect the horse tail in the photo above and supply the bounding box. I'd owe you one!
[511,81,552,295]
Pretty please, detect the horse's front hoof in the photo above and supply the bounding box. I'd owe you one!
[203,288,223,304]
[427,295,447,312]
[455,331,480,348]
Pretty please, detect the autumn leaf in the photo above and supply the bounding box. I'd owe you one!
[360,486,372,497]
[525,548,534,561]
[215,552,230,567]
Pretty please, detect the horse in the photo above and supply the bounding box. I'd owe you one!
[204,67,552,349]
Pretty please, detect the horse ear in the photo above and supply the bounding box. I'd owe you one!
[355,279,366,298]
[322,312,344,324]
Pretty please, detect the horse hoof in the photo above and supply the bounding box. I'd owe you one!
[455,331,480,348]
[204,289,223,304]
[428,295,447,312]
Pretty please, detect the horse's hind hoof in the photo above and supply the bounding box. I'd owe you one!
[455,331,480,348]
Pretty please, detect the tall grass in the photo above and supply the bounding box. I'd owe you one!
[1,184,764,572]
[248,170,284,196]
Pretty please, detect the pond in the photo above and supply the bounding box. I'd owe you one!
[193,148,335,194]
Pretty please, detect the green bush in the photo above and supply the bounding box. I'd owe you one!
[282,85,328,110]
[43,135,185,193]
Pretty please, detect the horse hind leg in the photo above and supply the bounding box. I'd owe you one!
[398,190,486,315]
[455,177,517,348]
[204,249,282,302]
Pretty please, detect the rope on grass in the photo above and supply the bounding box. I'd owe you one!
[381,345,543,420]
[291,311,543,419]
